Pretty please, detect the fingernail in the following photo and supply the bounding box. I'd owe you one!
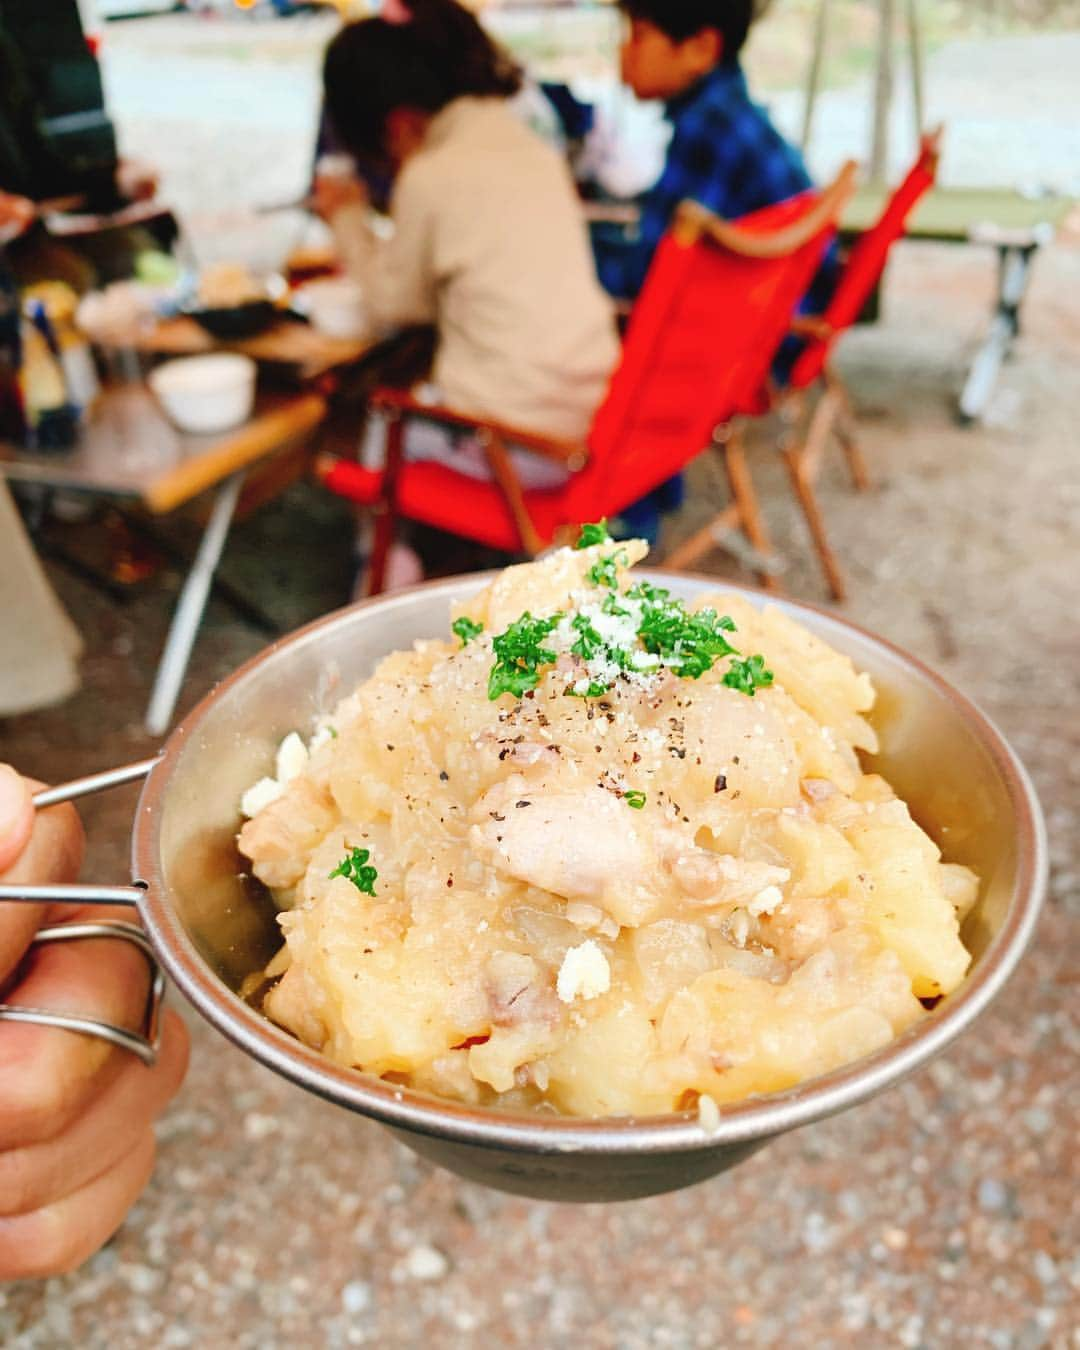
[0,764,30,838]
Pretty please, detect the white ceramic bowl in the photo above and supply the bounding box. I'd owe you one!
[149,354,257,435]
[296,277,367,340]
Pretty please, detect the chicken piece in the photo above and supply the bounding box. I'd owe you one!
[469,774,667,927]
[664,843,790,910]
[484,951,560,1029]
[237,777,339,892]
[263,962,330,1051]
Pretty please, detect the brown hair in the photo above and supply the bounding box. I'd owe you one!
[324,0,522,162]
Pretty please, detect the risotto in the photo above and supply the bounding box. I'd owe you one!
[237,532,976,1119]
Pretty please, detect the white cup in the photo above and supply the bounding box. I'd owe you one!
[149,354,257,435]
[297,278,367,340]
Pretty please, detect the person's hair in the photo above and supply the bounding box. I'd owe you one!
[618,0,753,61]
[324,0,522,161]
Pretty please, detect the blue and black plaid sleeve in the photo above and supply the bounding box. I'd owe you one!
[595,64,813,301]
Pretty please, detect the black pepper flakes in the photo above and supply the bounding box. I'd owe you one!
[439,771,450,782]
[714,773,728,793]
[515,800,532,809]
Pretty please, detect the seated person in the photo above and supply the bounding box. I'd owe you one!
[317,0,619,494]
[0,17,166,290]
[591,0,834,542]
[594,0,825,305]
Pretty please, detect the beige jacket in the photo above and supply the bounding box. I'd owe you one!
[330,97,619,443]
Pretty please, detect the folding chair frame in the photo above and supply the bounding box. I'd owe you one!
[667,136,939,601]
[317,164,858,597]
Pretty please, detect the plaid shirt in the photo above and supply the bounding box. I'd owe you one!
[595,63,814,300]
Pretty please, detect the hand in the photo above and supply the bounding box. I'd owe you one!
[312,171,368,223]
[0,192,35,244]
[0,765,189,1280]
[114,157,159,204]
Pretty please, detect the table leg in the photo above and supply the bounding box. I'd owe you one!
[145,472,245,737]
[114,505,280,635]
[958,243,1037,424]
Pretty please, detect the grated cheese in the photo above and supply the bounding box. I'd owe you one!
[240,777,284,819]
[748,885,785,917]
[556,940,611,1004]
[697,1093,721,1134]
[275,732,309,785]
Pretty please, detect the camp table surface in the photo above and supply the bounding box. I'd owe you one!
[842,185,1074,421]
[1,384,327,735]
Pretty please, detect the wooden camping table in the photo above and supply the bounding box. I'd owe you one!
[130,314,372,382]
[841,185,1074,422]
[0,384,327,736]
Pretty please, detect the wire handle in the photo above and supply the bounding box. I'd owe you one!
[0,921,165,1066]
[0,757,165,1063]
[31,756,161,810]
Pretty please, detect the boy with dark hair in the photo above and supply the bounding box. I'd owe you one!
[594,0,816,300]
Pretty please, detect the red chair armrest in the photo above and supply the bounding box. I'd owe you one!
[369,387,588,470]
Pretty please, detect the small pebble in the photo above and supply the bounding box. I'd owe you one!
[341,1281,373,1316]
[977,1177,1011,1213]
[401,1245,449,1282]
[1032,1250,1058,1287]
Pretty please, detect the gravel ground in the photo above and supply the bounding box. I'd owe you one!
[0,14,1078,1349]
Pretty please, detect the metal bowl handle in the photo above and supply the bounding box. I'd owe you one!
[0,757,165,1065]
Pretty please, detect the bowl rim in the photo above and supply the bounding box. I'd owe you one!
[132,572,1047,1155]
[148,351,258,385]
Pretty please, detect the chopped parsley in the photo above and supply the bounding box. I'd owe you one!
[570,613,605,661]
[625,580,671,605]
[637,600,738,679]
[485,572,773,703]
[721,654,775,696]
[574,520,611,549]
[329,846,378,896]
[586,548,628,590]
[488,611,562,701]
[623,789,647,810]
[601,592,630,618]
[452,615,484,646]
[567,680,610,699]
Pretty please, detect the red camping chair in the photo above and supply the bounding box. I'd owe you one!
[668,132,941,599]
[318,163,857,595]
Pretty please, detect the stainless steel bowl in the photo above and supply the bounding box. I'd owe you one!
[119,575,1045,1200]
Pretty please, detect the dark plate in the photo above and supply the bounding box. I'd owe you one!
[187,300,278,340]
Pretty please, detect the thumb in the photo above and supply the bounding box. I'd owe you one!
[0,766,33,874]
[0,771,84,987]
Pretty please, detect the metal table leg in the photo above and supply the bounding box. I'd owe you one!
[145,472,245,737]
[958,240,1040,424]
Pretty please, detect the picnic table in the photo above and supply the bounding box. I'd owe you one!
[841,185,1074,421]
[130,314,373,382]
[1,385,327,736]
